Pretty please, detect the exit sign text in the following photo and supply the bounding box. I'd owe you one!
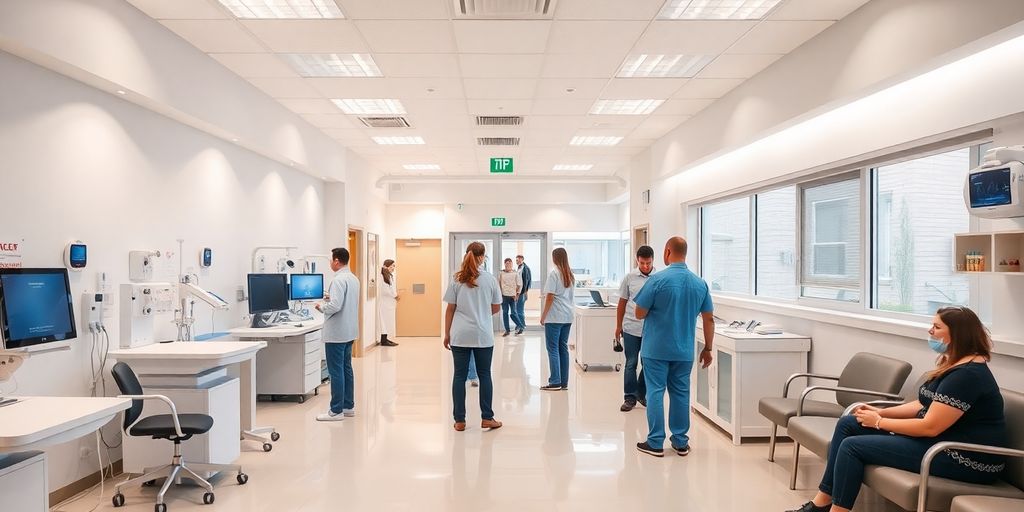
[491,217,507,227]
[490,158,513,173]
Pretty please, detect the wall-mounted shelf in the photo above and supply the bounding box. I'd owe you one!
[953,231,1024,275]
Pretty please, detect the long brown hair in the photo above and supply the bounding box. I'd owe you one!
[551,247,574,288]
[455,242,485,288]
[926,306,992,380]
[381,259,394,285]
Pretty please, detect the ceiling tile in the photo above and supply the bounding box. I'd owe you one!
[585,115,645,130]
[402,99,469,116]
[535,78,607,98]
[769,0,870,21]
[634,20,756,54]
[453,21,553,54]
[373,53,461,77]
[554,0,666,20]
[240,20,368,53]
[277,98,342,114]
[629,115,690,139]
[355,20,456,53]
[463,79,537,99]
[338,0,450,19]
[323,128,368,139]
[161,20,265,53]
[301,114,358,129]
[307,77,464,99]
[655,99,715,116]
[531,99,597,115]
[540,53,622,78]
[672,78,744,99]
[465,99,534,116]
[210,53,297,78]
[545,21,647,57]
[127,0,229,19]
[698,54,782,79]
[248,77,323,98]
[727,20,833,54]
[599,78,688,100]
[458,54,544,78]
[390,78,465,99]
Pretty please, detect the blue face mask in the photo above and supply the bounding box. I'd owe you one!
[928,337,948,354]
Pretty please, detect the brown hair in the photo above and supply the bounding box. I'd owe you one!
[455,242,486,288]
[926,306,992,380]
[381,259,395,285]
[552,247,574,288]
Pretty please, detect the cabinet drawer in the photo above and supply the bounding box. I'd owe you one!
[304,330,322,343]
[304,345,323,365]
[304,366,321,391]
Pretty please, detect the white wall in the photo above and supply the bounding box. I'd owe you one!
[387,181,617,204]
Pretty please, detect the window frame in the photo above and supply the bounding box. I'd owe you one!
[699,195,754,296]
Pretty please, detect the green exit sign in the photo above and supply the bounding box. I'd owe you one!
[490,157,514,173]
[491,217,507,228]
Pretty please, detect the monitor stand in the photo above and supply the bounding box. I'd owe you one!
[250,312,275,328]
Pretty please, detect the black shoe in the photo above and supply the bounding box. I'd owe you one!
[671,444,691,456]
[620,399,637,412]
[638,398,647,408]
[540,384,562,391]
[381,340,399,347]
[785,501,831,512]
[515,328,524,335]
[502,331,510,337]
[636,442,664,457]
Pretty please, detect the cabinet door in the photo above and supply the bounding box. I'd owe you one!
[716,349,734,424]
[695,341,710,410]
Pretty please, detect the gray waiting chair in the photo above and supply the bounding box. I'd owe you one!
[758,352,913,463]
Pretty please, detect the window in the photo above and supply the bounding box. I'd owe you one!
[872,148,971,315]
[552,232,629,288]
[801,177,861,302]
[700,197,751,293]
[755,186,798,299]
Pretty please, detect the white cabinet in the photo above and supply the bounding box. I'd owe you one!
[570,306,623,371]
[0,451,46,512]
[248,329,324,399]
[692,328,810,445]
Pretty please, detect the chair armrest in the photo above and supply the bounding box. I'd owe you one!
[841,400,907,416]
[798,386,902,415]
[783,373,840,398]
[917,441,1024,512]
[118,394,184,438]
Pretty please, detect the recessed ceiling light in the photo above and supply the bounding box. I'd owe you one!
[589,99,664,115]
[373,136,425,145]
[553,164,594,171]
[570,136,623,146]
[403,164,441,170]
[617,54,715,78]
[565,88,576,93]
[282,54,381,77]
[216,0,344,19]
[116,90,126,95]
[657,0,782,20]
[231,138,239,142]
[331,99,406,115]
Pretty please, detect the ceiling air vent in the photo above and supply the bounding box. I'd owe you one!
[359,116,410,128]
[476,115,523,126]
[477,137,520,146]
[454,0,558,19]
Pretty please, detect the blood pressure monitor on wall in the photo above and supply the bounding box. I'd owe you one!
[964,146,1024,218]
[64,240,87,271]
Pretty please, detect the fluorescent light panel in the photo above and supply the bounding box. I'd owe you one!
[403,164,441,170]
[217,0,344,19]
[331,99,406,115]
[658,0,782,20]
[282,54,381,77]
[373,136,424,145]
[553,164,594,171]
[617,54,715,78]
[570,136,623,146]
[589,99,664,115]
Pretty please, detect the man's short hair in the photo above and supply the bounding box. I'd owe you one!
[636,245,654,260]
[331,247,350,265]
[516,255,524,260]
[667,237,688,257]
[504,257,513,264]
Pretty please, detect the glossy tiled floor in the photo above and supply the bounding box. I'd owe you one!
[57,334,899,512]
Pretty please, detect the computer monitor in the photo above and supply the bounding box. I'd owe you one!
[247,274,289,315]
[289,273,324,301]
[0,268,77,349]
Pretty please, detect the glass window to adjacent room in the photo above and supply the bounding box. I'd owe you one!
[871,147,971,316]
[551,232,629,288]
[801,176,862,302]
[700,197,752,294]
[755,186,798,299]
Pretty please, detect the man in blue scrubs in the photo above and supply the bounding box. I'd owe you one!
[632,237,715,457]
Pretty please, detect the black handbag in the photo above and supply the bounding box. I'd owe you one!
[612,337,624,352]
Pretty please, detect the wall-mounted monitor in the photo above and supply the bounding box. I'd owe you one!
[0,268,77,349]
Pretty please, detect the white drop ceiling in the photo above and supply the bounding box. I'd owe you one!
[127,0,870,177]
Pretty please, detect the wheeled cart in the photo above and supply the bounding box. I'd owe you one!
[571,305,623,371]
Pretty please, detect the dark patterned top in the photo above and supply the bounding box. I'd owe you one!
[918,362,1008,473]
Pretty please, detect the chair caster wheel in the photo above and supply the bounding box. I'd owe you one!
[112,493,125,507]
[203,492,215,505]
[155,503,167,512]
[270,432,281,442]
[143,479,157,487]
[237,472,249,485]
[263,442,273,452]
[615,364,622,372]
[582,364,589,371]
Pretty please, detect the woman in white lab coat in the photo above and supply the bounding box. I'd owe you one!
[378,259,399,347]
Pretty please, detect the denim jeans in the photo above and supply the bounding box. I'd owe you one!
[451,346,494,422]
[622,332,645,401]
[820,415,1000,509]
[544,322,572,387]
[515,292,528,329]
[642,357,692,449]
[501,296,522,332]
[467,356,478,381]
[324,342,354,414]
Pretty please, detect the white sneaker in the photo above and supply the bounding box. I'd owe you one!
[316,411,345,422]
[343,409,356,417]
[469,379,480,387]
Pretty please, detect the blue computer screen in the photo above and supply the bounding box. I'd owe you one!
[0,269,76,348]
[969,168,1012,208]
[290,274,324,300]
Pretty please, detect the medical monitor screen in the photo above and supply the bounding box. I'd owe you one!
[0,268,77,349]
[969,168,1013,208]
[247,273,289,315]
[289,274,324,301]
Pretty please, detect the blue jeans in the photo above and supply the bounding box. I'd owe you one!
[820,415,999,509]
[451,346,494,422]
[544,323,572,387]
[515,292,528,329]
[643,357,693,449]
[324,342,354,414]
[467,356,477,381]
[501,296,522,332]
[622,333,645,401]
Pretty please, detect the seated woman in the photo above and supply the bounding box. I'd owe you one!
[788,306,1008,512]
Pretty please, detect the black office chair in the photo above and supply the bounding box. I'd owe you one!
[110,362,248,512]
